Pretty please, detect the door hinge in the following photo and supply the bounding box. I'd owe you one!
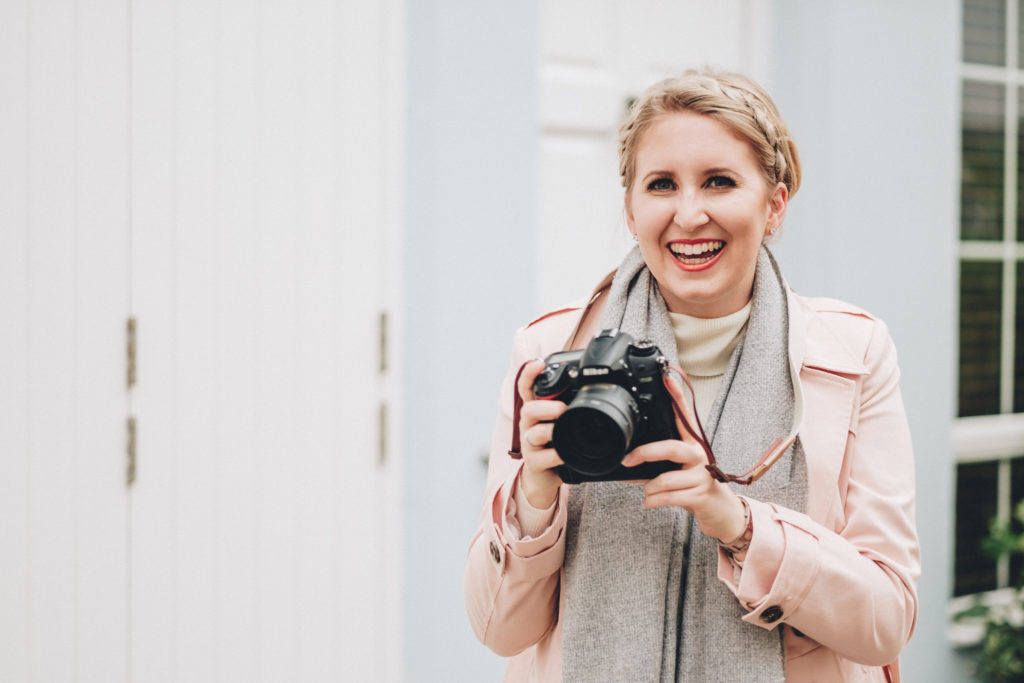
[127,416,137,486]
[378,310,388,375]
[127,317,137,389]
[378,401,388,466]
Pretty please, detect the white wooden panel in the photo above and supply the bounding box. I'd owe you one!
[174,0,221,678]
[540,0,612,64]
[131,0,401,680]
[336,1,392,676]
[130,0,179,678]
[538,135,628,309]
[0,1,31,680]
[217,1,263,679]
[256,2,302,679]
[27,2,78,680]
[75,2,130,680]
[294,2,344,679]
[613,0,746,78]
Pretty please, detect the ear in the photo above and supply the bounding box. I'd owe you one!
[624,190,637,236]
[764,182,788,235]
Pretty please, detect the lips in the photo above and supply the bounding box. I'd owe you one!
[668,240,725,268]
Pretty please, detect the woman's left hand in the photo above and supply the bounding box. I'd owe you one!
[620,371,747,545]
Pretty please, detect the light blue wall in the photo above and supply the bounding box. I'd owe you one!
[769,1,961,679]
[402,1,539,680]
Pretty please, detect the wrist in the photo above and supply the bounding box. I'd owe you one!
[521,467,560,509]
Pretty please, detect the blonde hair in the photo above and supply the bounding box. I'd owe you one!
[618,69,801,195]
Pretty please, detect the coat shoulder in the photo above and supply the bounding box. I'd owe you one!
[791,293,884,375]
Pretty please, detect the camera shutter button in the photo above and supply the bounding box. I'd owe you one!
[629,341,658,356]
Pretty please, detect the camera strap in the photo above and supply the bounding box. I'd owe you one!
[665,364,792,486]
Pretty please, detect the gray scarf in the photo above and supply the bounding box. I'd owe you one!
[562,247,808,682]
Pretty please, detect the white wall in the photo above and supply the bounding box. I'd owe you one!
[767,1,960,679]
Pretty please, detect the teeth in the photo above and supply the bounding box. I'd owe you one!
[669,241,723,257]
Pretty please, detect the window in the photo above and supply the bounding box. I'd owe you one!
[955,0,1024,598]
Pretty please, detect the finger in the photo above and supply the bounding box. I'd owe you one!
[621,439,706,468]
[522,443,565,474]
[516,359,548,403]
[662,370,701,444]
[523,422,555,450]
[520,399,567,426]
[642,468,708,497]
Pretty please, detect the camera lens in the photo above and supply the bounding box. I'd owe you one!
[552,383,639,476]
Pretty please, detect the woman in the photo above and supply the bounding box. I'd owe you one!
[464,70,919,682]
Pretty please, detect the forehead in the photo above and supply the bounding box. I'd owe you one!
[635,111,758,170]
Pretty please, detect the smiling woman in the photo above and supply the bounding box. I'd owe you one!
[464,69,919,683]
[625,110,788,318]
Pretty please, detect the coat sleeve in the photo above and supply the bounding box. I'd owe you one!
[463,324,569,657]
[717,317,920,667]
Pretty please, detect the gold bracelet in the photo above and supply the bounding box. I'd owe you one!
[719,497,753,554]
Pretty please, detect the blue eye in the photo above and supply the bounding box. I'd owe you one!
[706,175,736,189]
[647,178,675,191]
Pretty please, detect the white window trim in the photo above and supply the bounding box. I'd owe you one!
[954,0,1024,632]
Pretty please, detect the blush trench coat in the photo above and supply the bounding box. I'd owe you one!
[464,282,920,683]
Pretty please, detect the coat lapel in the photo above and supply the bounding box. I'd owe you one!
[787,291,868,530]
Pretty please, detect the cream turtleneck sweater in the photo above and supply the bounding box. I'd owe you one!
[512,302,752,537]
[668,300,751,424]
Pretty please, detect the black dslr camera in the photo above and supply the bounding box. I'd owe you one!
[533,328,681,484]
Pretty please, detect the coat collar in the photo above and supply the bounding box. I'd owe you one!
[787,288,869,377]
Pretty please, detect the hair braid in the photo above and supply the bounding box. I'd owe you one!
[618,69,801,196]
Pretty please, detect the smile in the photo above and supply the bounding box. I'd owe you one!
[667,240,725,270]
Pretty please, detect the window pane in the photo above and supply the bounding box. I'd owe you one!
[1010,458,1024,584]
[965,0,1006,65]
[1018,88,1024,242]
[963,82,1005,241]
[956,461,1000,596]
[960,261,1003,417]
[1016,263,1024,412]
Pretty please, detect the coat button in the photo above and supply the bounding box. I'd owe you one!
[760,606,783,623]
[489,541,501,564]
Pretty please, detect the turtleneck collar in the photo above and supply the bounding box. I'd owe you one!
[668,301,752,378]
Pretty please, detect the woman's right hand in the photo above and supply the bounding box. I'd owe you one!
[516,359,567,509]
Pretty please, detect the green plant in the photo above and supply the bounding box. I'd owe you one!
[955,500,1024,682]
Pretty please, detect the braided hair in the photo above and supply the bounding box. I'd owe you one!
[618,69,801,197]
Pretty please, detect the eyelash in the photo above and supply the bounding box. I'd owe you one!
[645,175,737,192]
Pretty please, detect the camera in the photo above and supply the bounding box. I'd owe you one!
[532,328,681,484]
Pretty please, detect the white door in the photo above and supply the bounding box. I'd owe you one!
[0,1,402,681]
[0,1,131,681]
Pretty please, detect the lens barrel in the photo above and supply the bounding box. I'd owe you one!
[552,383,639,476]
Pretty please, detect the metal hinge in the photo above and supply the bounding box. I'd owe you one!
[378,310,388,375]
[127,317,137,389]
[378,402,388,465]
[127,416,137,486]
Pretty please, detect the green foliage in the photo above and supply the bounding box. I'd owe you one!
[955,501,1024,681]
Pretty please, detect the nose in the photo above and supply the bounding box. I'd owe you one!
[673,189,709,231]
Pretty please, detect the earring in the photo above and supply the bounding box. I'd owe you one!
[631,233,638,243]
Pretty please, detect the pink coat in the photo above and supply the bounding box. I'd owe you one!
[464,286,920,682]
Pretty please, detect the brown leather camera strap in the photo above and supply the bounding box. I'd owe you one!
[665,364,790,486]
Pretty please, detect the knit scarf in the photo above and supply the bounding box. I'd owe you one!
[561,247,808,682]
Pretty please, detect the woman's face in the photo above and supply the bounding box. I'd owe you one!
[625,111,787,318]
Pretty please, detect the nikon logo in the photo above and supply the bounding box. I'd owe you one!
[581,368,609,376]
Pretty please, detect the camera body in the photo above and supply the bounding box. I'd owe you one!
[532,328,680,484]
